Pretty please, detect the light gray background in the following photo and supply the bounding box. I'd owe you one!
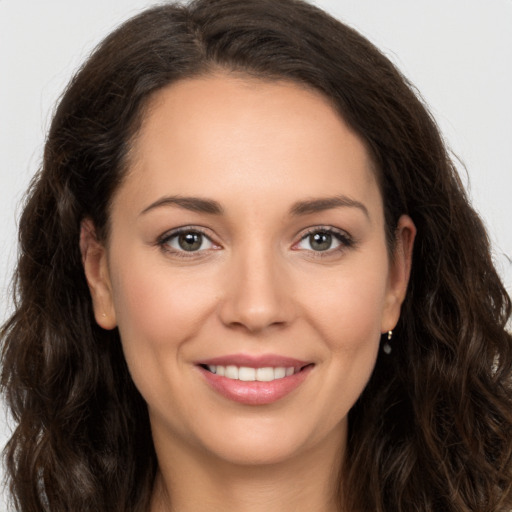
[1,0,511,509]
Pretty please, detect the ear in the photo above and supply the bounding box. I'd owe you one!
[381,214,416,334]
[80,219,117,330]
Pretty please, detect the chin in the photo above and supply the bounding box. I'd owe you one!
[204,435,309,467]
[184,413,346,468]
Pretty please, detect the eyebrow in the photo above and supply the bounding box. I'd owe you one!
[140,195,223,216]
[290,195,370,219]
[139,194,369,219]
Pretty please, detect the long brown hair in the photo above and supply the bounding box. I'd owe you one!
[2,0,511,510]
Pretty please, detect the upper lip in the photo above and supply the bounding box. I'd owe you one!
[196,353,312,368]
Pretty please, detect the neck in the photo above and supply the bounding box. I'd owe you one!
[150,427,345,512]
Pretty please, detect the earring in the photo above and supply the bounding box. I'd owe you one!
[383,330,393,355]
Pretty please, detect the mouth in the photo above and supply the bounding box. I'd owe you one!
[196,355,314,405]
[199,363,311,382]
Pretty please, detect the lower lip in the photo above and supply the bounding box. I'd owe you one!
[198,365,313,405]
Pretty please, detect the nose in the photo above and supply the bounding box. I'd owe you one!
[218,244,295,333]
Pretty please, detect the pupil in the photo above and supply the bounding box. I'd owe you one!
[310,232,332,251]
[178,232,202,251]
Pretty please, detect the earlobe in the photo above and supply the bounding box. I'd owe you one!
[80,219,117,330]
[381,214,416,333]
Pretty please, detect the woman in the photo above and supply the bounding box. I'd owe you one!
[1,0,511,510]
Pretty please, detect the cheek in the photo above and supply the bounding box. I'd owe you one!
[281,254,390,442]
[109,251,219,357]
[108,254,224,422]
[303,255,390,349]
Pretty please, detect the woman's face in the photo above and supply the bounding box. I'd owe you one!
[83,74,414,467]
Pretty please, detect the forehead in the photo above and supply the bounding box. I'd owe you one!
[118,73,381,217]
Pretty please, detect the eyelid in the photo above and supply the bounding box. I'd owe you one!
[292,225,355,253]
[156,226,221,256]
[155,224,355,258]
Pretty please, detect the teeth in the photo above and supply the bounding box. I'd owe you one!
[274,367,286,379]
[238,367,256,381]
[206,365,297,382]
[256,367,274,382]
[225,365,239,379]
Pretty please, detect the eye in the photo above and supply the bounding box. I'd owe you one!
[160,229,216,253]
[295,228,353,253]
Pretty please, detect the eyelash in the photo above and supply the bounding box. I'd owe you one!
[157,226,218,259]
[294,226,355,257]
[156,226,355,259]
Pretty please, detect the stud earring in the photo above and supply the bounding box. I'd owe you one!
[383,330,393,355]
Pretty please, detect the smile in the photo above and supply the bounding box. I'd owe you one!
[197,355,314,405]
[205,365,298,381]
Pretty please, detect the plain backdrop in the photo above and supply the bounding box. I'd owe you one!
[1,0,511,509]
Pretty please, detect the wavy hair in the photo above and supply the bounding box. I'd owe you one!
[2,0,511,510]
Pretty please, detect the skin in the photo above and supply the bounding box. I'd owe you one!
[81,74,415,512]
